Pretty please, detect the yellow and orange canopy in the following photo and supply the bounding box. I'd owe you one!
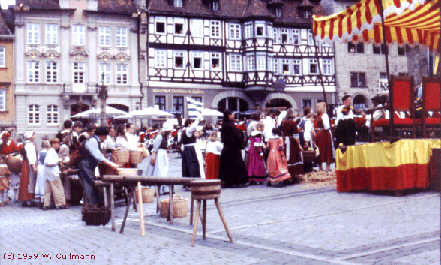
[313,0,440,53]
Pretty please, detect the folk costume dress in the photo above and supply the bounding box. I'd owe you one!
[145,133,170,194]
[205,140,223,179]
[219,120,248,186]
[266,137,291,184]
[35,148,48,202]
[0,138,21,201]
[316,113,333,164]
[281,119,304,176]
[247,132,266,184]
[181,120,201,178]
[19,139,37,202]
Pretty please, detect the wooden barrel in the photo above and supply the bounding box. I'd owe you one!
[190,179,221,200]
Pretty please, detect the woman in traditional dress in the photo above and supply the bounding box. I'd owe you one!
[219,110,248,187]
[281,110,304,177]
[0,131,21,203]
[146,123,173,194]
[247,127,266,184]
[205,131,223,179]
[266,128,291,186]
[315,102,333,171]
[20,131,38,206]
[35,139,49,207]
[180,118,201,180]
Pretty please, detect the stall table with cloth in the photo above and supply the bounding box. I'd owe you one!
[101,175,197,235]
[336,139,441,192]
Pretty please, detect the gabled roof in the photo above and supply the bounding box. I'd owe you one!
[147,0,316,25]
[98,0,137,15]
[16,0,61,10]
[0,12,13,35]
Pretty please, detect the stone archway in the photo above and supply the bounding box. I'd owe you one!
[211,91,255,110]
[263,93,297,110]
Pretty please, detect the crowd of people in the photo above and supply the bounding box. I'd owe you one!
[0,95,361,208]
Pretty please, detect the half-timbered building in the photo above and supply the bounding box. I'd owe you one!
[143,0,336,115]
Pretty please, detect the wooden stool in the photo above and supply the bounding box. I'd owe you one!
[190,179,233,246]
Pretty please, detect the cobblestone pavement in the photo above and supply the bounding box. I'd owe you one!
[0,153,439,265]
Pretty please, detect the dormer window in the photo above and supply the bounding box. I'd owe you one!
[275,7,282,17]
[174,0,183,8]
[212,0,219,11]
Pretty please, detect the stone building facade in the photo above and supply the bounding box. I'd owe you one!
[0,12,15,130]
[13,0,141,136]
[140,0,336,115]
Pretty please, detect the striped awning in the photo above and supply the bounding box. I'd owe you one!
[313,0,440,53]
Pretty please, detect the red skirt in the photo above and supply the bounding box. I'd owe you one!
[19,161,33,201]
[205,153,220,179]
[316,130,333,164]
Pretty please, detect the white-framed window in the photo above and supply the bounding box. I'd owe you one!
[28,104,40,125]
[211,53,221,69]
[246,55,255,71]
[47,104,59,125]
[72,62,85,84]
[321,59,333,75]
[99,63,111,84]
[293,59,301,75]
[282,59,289,75]
[27,61,40,83]
[174,51,185,68]
[307,29,314,45]
[155,17,166,34]
[210,21,220,38]
[229,54,241,71]
[245,23,252,39]
[256,25,264,37]
[309,59,318,74]
[116,63,128,84]
[0,47,5,67]
[0,89,5,111]
[98,26,111,47]
[281,28,288,43]
[26,23,40,45]
[256,54,266,71]
[45,24,58,45]
[46,61,57,83]
[72,25,85,46]
[293,29,300,45]
[191,51,203,69]
[155,49,167,68]
[26,23,40,44]
[229,24,241,40]
[115,27,128,47]
[190,19,203,37]
[174,0,183,7]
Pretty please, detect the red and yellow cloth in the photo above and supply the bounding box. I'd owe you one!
[336,139,441,192]
[313,0,440,53]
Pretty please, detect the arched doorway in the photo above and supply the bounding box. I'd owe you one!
[353,95,367,111]
[108,104,129,113]
[265,98,292,108]
[70,103,90,117]
[218,97,249,113]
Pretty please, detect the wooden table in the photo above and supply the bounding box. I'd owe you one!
[101,175,196,236]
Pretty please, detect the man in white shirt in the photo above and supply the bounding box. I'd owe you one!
[125,123,139,148]
[43,138,67,209]
[335,95,356,146]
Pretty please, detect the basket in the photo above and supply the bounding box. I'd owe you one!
[129,150,144,165]
[6,154,22,174]
[0,164,10,176]
[111,149,129,165]
[160,196,188,218]
[135,187,155,203]
[81,206,111,226]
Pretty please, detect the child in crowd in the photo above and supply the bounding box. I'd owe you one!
[247,125,266,184]
[266,128,291,186]
[35,139,50,208]
[205,131,223,179]
[43,138,67,210]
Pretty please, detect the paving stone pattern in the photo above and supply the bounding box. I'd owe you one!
[0,153,439,265]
